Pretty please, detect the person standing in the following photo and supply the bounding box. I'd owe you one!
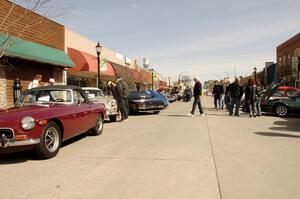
[212,81,219,109]
[188,76,204,117]
[256,81,263,116]
[28,74,42,89]
[228,78,241,116]
[44,78,55,86]
[116,76,129,122]
[220,80,226,110]
[245,78,258,117]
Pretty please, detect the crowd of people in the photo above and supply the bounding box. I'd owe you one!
[212,77,263,117]
[28,74,265,120]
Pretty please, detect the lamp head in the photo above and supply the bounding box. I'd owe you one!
[96,42,102,55]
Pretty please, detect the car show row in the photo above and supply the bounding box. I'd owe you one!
[0,86,170,159]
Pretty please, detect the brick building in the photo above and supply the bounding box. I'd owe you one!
[0,0,74,108]
[277,33,300,86]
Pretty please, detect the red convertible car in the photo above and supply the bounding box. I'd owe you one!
[0,85,106,158]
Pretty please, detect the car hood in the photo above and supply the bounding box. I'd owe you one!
[0,104,60,123]
[262,81,280,101]
[89,97,108,106]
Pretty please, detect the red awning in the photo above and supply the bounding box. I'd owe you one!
[67,48,116,77]
[159,80,168,88]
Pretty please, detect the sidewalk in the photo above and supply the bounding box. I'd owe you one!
[202,96,300,199]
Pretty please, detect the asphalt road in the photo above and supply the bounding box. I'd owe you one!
[1,96,300,199]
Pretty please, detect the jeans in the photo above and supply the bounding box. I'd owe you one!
[225,95,231,109]
[256,99,261,116]
[191,97,204,115]
[219,94,225,109]
[229,97,240,115]
[247,100,257,116]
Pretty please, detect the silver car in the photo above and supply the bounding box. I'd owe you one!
[82,87,120,122]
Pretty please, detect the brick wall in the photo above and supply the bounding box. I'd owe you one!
[0,67,7,109]
[0,0,65,50]
[277,33,300,83]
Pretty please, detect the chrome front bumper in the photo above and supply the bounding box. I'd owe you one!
[0,136,40,148]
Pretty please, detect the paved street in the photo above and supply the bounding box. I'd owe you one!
[1,96,300,199]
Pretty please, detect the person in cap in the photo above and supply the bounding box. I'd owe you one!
[45,78,56,86]
[188,76,205,117]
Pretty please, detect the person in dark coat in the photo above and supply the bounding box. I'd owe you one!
[116,76,129,121]
[188,76,204,117]
[228,77,242,116]
[245,78,258,117]
[212,81,224,109]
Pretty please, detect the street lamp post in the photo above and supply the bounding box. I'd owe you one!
[253,67,257,82]
[95,42,102,89]
[151,71,154,90]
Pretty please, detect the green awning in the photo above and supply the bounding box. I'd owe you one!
[0,34,74,67]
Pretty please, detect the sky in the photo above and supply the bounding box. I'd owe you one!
[34,0,300,82]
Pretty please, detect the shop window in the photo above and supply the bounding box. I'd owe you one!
[278,57,282,67]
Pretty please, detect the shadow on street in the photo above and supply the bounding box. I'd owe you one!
[0,132,89,164]
[254,132,300,138]
[254,116,300,138]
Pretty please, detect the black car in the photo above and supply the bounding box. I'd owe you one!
[128,90,169,114]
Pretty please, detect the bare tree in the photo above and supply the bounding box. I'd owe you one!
[0,0,67,68]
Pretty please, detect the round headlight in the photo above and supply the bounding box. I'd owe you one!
[21,116,35,131]
[110,100,117,107]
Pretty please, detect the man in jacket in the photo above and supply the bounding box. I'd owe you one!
[116,76,129,122]
[188,76,205,117]
[228,77,242,116]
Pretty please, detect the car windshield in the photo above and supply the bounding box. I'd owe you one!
[291,91,300,97]
[84,89,104,99]
[16,90,72,105]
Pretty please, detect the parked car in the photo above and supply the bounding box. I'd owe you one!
[261,83,300,117]
[0,85,106,158]
[161,92,177,103]
[82,87,120,122]
[128,90,169,114]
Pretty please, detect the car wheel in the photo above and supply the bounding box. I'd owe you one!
[90,113,104,135]
[275,104,288,117]
[35,121,61,159]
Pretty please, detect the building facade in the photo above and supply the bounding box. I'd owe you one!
[277,33,300,87]
[0,0,74,108]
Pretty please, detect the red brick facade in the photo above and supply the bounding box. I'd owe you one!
[277,33,300,85]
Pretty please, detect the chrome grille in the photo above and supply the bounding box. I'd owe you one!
[0,128,14,139]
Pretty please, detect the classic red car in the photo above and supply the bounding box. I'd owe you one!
[0,85,106,158]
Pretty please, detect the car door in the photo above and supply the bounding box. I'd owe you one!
[292,93,300,113]
[73,90,94,133]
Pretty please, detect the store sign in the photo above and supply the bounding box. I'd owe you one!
[125,57,132,65]
[100,58,107,71]
[115,53,124,61]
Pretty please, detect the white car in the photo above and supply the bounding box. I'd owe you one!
[82,87,120,122]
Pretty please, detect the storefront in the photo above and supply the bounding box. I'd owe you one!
[0,1,73,108]
[0,35,74,108]
[67,48,116,91]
